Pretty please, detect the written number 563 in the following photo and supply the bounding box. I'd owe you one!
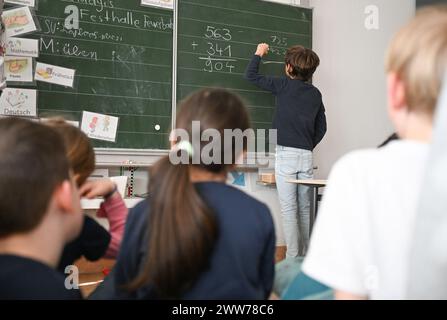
[204,26,232,41]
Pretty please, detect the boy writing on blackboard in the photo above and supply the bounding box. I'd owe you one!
[245,43,326,258]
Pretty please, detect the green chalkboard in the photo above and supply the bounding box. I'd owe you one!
[32,0,174,149]
[13,0,311,151]
[177,0,313,147]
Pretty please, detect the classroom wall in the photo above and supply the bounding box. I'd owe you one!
[310,0,416,178]
[267,0,416,178]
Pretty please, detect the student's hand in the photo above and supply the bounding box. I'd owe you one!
[80,179,117,199]
[255,43,269,57]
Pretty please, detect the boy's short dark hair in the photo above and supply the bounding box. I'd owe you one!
[0,118,70,238]
[285,45,320,82]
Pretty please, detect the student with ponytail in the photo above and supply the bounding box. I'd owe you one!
[102,88,276,299]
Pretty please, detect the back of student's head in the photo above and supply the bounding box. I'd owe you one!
[0,118,70,238]
[129,88,251,298]
[386,5,447,116]
[44,118,95,187]
[285,45,320,82]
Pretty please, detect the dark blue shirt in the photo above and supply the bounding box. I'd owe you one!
[58,215,110,273]
[102,182,276,300]
[245,55,327,151]
[0,255,82,300]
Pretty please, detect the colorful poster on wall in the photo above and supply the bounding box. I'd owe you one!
[5,0,36,7]
[0,88,37,117]
[6,38,39,57]
[80,111,119,142]
[2,7,37,38]
[4,56,33,82]
[35,62,75,88]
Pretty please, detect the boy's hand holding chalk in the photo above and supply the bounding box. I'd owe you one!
[255,43,270,57]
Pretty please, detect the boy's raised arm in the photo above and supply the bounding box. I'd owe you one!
[244,43,284,94]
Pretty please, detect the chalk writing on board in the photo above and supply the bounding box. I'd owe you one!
[197,25,236,74]
[270,35,288,47]
[40,37,98,61]
[269,35,288,56]
[72,7,173,31]
[204,26,232,41]
[206,42,232,57]
[64,0,115,12]
[44,18,124,43]
[200,57,236,73]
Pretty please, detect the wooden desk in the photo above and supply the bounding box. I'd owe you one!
[75,258,115,298]
[287,180,327,235]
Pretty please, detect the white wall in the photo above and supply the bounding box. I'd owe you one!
[267,0,415,178]
[311,0,415,178]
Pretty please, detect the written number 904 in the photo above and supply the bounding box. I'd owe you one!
[204,59,235,73]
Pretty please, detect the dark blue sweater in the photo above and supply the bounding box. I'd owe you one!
[103,182,276,300]
[245,55,327,151]
[0,255,82,300]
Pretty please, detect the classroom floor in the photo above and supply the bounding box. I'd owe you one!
[77,246,288,298]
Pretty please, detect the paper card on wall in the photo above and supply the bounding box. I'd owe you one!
[4,56,33,82]
[141,0,174,10]
[34,62,75,88]
[6,38,39,57]
[5,0,36,7]
[2,7,37,38]
[81,111,119,142]
[0,88,37,117]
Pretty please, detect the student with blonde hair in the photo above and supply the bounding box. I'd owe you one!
[301,5,447,300]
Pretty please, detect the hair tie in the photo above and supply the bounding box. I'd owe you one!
[175,140,194,157]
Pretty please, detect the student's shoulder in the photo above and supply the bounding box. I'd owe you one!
[199,182,266,205]
[306,83,323,97]
[334,140,428,174]
[0,255,81,300]
[34,266,82,300]
[293,81,322,99]
[197,182,273,223]
[127,199,150,227]
[331,148,383,175]
[329,145,409,185]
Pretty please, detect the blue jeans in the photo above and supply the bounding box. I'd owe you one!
[275,146,313,257]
